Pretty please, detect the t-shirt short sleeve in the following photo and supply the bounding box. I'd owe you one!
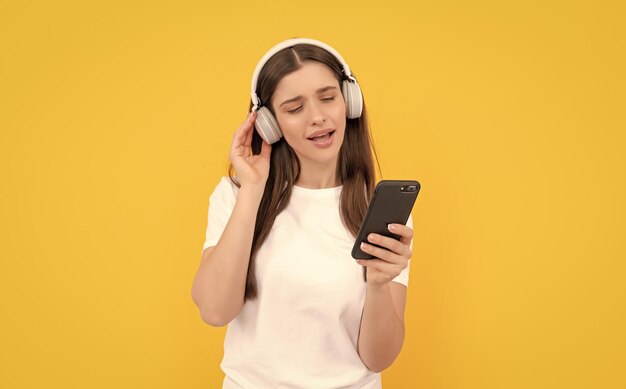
[391,214,414,287]
[202,177,239,252]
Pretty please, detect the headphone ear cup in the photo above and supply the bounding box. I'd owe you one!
[254,107,283,144]
[342,80,363,119]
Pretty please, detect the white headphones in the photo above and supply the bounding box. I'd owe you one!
[250,38,364,144]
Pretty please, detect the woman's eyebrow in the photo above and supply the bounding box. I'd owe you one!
[279,86,338,107]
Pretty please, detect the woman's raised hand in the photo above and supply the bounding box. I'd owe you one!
[229,111,272,190]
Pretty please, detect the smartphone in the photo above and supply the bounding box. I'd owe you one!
[351,180,421,259]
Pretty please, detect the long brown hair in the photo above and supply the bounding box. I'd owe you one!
[228,44,381,301]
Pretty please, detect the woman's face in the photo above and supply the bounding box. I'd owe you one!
[270,61,346,170]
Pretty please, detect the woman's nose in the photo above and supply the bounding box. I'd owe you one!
[309,101,327,125]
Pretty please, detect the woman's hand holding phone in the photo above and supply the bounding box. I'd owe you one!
[356,223,413,285]
[229,111,272,191]
[351,180,420,285]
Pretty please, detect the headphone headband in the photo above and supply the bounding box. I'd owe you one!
[250,38,357,111]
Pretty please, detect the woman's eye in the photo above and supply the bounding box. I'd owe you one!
[286,97,334,113]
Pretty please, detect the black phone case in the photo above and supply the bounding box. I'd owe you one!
[351,180,421,259]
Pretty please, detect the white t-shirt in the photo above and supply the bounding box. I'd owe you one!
[203,176,413,388]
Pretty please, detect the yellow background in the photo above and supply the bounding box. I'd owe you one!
[1,0,625,388]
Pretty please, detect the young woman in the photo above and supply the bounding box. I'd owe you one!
[192,38,414,388]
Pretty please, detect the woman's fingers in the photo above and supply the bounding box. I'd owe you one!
[359,242,403,264]
[358,223,413,277]
[228,111,271,188]
[260,138,272,158]
[389,223,414,246]
[243,114,255,148]
[232,112,255,142]
[366,233,405,257]
[231,112,257,156]
[365,226,413,259]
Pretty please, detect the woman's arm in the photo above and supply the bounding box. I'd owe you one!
[356,223,413,372]
[191,185,264,327]
[358,282,407,372]
[191,111,271,327]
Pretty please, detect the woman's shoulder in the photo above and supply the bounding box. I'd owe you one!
[216,175,239,188]
[210,176,240,201]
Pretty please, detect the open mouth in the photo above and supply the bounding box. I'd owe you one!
[307,130,336,142]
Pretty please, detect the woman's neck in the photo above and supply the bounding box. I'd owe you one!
[295,165,341,189]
